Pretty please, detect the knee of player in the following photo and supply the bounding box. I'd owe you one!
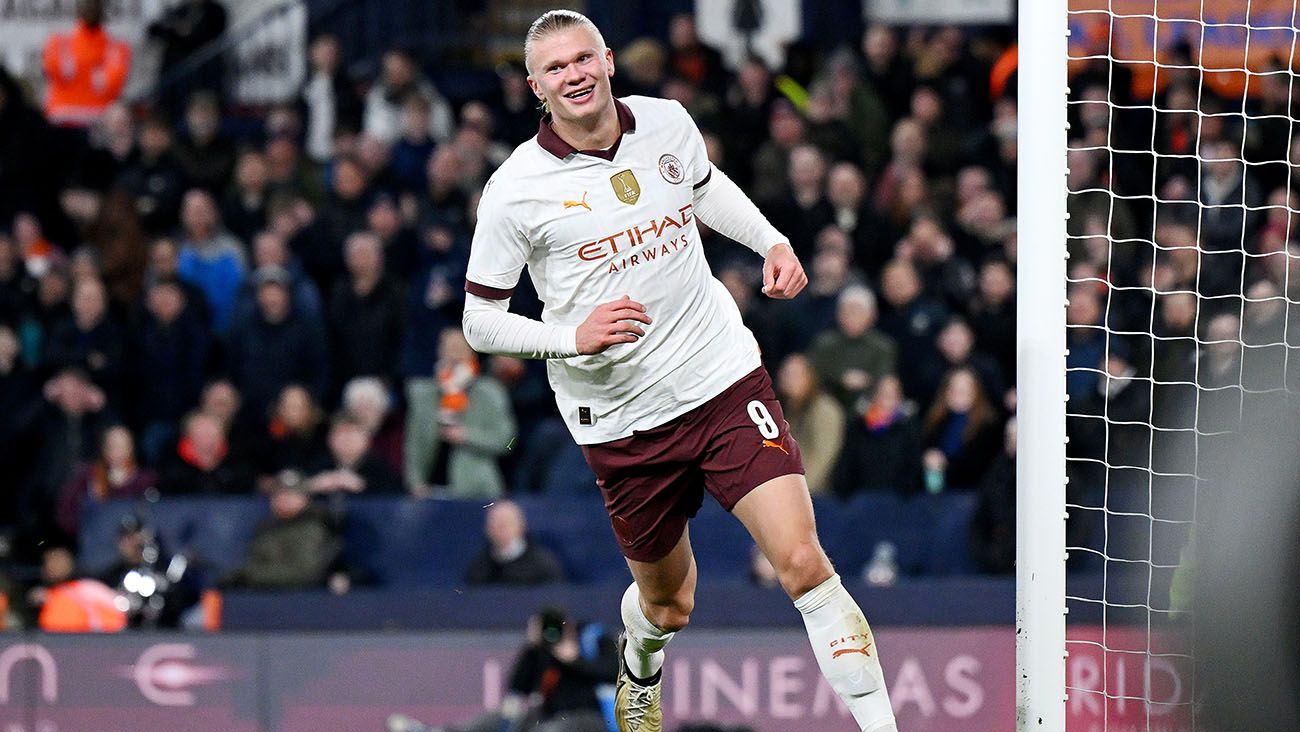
[644,595,694,632]
[772,540,834,598]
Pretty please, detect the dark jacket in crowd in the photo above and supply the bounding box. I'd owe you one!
[42,317,126,398]
[226,502,342,590]
[159,441,254,495]
[127,309,210,426]
[836,409,923,496]
[466,539,565,586]
[328,278,404,388]
[224,307,329,418]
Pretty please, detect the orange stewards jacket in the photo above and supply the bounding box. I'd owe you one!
[43,21,132,127]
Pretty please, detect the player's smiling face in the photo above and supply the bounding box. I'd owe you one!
[527,27,616,126]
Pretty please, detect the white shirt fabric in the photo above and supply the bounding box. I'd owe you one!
[465,95,785,444]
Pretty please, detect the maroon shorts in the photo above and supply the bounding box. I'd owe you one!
[581,366,805,562]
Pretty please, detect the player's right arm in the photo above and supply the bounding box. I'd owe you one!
[462,180,651,358]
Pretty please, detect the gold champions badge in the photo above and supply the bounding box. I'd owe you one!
[610,169,640,205]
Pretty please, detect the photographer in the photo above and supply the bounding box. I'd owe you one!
[389,606,617,732]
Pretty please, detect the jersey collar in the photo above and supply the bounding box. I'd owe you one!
[536,98,636,161]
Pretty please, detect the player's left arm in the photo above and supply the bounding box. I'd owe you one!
[678,102,806,299]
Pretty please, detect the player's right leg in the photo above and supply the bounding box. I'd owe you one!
[616,526,698,732]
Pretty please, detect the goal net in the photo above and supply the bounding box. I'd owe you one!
[1048,0,1299,730]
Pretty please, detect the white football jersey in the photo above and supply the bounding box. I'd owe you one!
[466,96,765,444]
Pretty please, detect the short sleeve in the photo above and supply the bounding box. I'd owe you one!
[465,178,531,299]
[671,100,714,191]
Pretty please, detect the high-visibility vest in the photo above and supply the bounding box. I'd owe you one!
[42,22,132,127]
[38,579,128,633]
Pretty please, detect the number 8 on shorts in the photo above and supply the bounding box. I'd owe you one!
[747,399,780,439]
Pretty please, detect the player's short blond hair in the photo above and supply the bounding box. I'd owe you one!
[523,9,607,75]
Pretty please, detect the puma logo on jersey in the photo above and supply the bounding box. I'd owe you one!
[761,437,789,455]
[831,643,873,659]
[564,192,591,212]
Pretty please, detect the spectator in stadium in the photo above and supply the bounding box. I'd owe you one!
[339,376,403,473]
[55,424,154,538]
[768,144,833,259]
[159,410,253,494]
[922,366,1002,489]
[825,162,889,276]
[0,234,34,326]
[417,145,472,234]
[405,328,515,498]
[465,500,565,586]
[835,374,922,496]
[879,257,949,402]
[176,188,246,333]
[769,231,861,356]
[307,155,372,292]
[306,413,402,495]
[722,56,777,189]
[42,276,124,399]
[1064,284,1106,404]
[808,284,897,414]
[667,12,727,96]
[749,100,807,205]
[301,33,364,165]
[388,606,616,732]
[174,91,236,194]
[118,114,188,236]
[971,416,1016,574]
[933,317,1007,408]
[901,215,977,315]
[1072,342,1151,474]
[389,94,438,194]
[23,263,72,365]
[224,265,329,419]
[329,231,405,390]
[616,37,668,98]
[0,324,38,525]
[41,0,131,128]
[127,276,210,465]
[365,194,419,280]
[265,131,325,206]
[967,256,1016,385]
[224,472,344,591]
[144,236,210,320]
[232,230,322,330]
[251,384,327,484]
[221,149,271,243]
[776,353,844,496]
[197,377,245,438]
[80,185,148,307]
[0,67,71,251]
[860,25,911,123]
[20,369,113,551]
[488,61,539,148]
[146,0,228,113]
[363,48,454,146]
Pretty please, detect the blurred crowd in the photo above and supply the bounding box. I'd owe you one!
[0,1,1032,628]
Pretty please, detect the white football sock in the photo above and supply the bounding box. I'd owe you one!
[620,582,675,680]
[794,573,897,732]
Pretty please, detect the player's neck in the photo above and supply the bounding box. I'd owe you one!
[550,100,621,152]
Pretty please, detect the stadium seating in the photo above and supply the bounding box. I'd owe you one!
[79,491,982,587]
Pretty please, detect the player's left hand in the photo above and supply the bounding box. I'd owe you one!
[762,243,807,299]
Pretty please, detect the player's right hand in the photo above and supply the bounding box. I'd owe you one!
[576,295,652,354]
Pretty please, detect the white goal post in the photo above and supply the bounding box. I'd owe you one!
[1017,0,1069,730]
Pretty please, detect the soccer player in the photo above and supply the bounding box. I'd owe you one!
[462,10,897,732]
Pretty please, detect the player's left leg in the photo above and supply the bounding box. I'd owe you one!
[732,474,898,732]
